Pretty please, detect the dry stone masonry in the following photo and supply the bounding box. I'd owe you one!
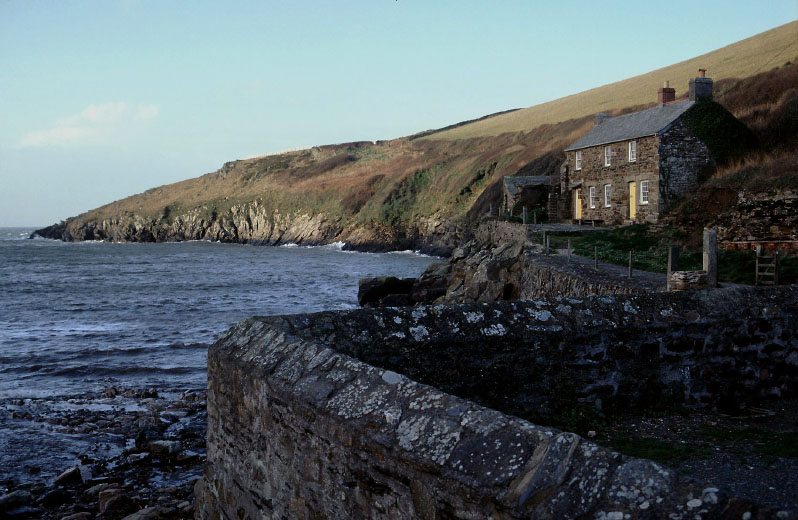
[196,286,797,519]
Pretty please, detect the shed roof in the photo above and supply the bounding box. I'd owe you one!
[564,100,694,151]
[503,176,551,195]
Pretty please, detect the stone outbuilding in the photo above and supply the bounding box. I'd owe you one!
[559,71,725,225]
[501,175,552,217]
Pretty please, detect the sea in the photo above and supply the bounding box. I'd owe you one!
[0,227,436,399]
[0,227,436,486]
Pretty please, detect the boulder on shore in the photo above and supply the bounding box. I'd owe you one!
[357,277,415,307]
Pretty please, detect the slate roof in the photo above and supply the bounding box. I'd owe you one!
[503,176,551,195]
[564,100,695,151]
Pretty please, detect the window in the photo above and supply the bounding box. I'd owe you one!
[628,140,637,162]
[604,146,611,166]
[604,184,611,207]
[575,151,582,170]
[589,186,596,208]
[640,180,649,204]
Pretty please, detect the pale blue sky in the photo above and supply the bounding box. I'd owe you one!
[1,1,796,226]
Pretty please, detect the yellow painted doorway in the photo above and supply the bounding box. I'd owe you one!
[629,181,637,219]
[574,189,582,219]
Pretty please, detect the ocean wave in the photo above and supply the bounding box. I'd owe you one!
[385,249,436,258]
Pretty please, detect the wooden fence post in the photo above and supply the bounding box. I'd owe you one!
[667,246,680,291]
[628,251,633,278]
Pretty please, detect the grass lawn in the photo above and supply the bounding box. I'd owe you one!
[547,224,797,285]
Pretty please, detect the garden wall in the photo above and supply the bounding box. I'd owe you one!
[196,286,797,519]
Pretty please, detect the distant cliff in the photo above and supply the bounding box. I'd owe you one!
[34,200,470,255]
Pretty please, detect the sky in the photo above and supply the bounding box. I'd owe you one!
[1,1,796,226]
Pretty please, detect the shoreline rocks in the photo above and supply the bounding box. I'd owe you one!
[0,386,207,519]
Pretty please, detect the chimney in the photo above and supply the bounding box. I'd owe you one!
[658,80,676,104]
[595,112,612,126]
[689,68,713,101]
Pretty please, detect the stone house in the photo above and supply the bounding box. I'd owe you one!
[501,176,552,216]
[560,71,717,224]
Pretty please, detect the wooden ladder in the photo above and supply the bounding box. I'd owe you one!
[756,246,779,286]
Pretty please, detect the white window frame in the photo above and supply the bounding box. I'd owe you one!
[604,146,611,167]
[640,180,649,205]
[575,150,582,170]
[589,186,596,209]
[628,140,637,162]
[604,184,611,207]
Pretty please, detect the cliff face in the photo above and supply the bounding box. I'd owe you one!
[35,201,471,255]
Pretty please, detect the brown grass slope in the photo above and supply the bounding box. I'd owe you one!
[422,21,798,141]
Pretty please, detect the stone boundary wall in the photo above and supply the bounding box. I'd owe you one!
[519,250,665,299]
[197,286,797,519]
[715,190,798,252]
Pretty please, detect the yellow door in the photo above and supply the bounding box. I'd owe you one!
[629,181,637,219]
[574,189,582,219]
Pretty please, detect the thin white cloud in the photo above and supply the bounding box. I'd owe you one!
[19,126,92,147]
[19,102,159,147]
[133,104,159,121]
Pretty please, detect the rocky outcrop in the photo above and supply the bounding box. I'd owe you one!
[33,204,472,255]
[403,235,665,306]
[196,286,798,519]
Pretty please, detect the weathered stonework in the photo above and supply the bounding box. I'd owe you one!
[196,286,797,519]
[657,121,712,213]
[474,219,537,245]
[566,135,661,224]
[714,189,798,251]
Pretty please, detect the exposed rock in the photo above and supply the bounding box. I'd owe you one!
[99,488,136,516]
[83,482,113,499]
[38,488,70,507]
[357,277,415,307]
[121,506,168,520]
[33,199,473,256]
[135,427,162,450]
[54,467,82,487]
[0,490,31,510]
[147,440,182,457]
[669,270,708,290]
[61,512,92,520]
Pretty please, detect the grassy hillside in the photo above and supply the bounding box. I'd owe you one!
[80,116,588,233]
[422,21,798,140]
[62,23,797,248]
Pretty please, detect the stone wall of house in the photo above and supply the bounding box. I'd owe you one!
[566,135,660,224]
[714,189,798,251]
[196,286,797,520]
[658,120,713,214]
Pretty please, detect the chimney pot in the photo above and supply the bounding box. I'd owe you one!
[689,70,713,101]
[658,80,676,104]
